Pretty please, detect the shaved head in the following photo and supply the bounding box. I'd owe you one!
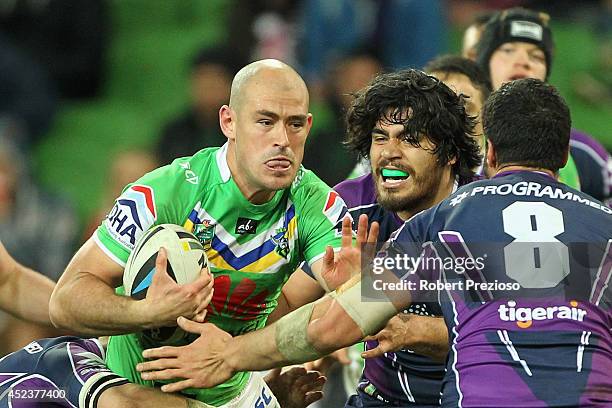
[219,58,313,203]
[229,59,309,112]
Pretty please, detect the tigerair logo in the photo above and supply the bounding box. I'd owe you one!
[498,300,587,328]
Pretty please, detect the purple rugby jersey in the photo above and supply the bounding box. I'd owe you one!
[379,171,612,407]
[569,129,612,206]
[0,336,128,408]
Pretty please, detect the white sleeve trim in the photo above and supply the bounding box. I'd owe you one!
[93,234,126,268]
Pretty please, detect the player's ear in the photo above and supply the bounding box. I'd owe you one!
[219,105,235,141]
[447,155,457,166]
[486,139,497,170]
[306,113,313,132]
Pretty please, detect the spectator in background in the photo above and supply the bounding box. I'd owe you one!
[297,0,445,94]
[82,149,159,241]
[0,0,108,99]
[0,130,77,355]
[462,12,496,60]
[425,54,492,174]
[0,33,57,146]
[302,50,381,186]
[476,7,612,203]
[156,45,244,165]
[227,0,299,66]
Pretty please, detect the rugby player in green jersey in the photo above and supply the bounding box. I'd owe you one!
[50,59,349,407]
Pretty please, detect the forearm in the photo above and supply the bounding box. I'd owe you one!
[0,263,55,325]
[50,271,148,335]
[225,287,372,372]
[99,383,198,408]
[403,316,449,362]
[223,296,332,372]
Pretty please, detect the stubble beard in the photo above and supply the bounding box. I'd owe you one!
[375,167,445,215]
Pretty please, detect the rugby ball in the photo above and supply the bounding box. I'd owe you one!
[123,224,208,348]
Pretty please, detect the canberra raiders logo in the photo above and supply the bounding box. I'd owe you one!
[193,220,215,248]
[271,227,290,259]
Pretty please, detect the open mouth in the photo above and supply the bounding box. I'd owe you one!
[381,168,410,186]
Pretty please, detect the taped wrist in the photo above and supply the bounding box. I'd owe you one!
[329,282,397,336]
[275,303,321,363]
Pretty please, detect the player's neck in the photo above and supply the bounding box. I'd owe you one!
[226,144,276,204]
[494,165,556,179]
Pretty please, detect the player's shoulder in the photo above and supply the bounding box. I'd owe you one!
[159,147,221,185]
[289,167,351,223]
[134,147,222,196]
[333,172,377,208]
[570,128,611,162]
[289,166,334,201]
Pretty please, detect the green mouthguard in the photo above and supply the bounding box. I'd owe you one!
[381,169,408,177]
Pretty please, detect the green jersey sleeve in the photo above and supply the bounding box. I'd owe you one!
[94,161,194,265]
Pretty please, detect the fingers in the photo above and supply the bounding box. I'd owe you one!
[141,345,180,360]
[341,216,353,248]
[356,214,368,245]
[294,371,325,389]
[176,316,208,334]
[296,372,326,406]
[198,283,214,311]
[302,361,315,372]
[361,346,386,359]
[141,367,183,382]
[263,367,282,382]
[361,341,389,359]
[321,245,335,272]
[184,271,212,295]
[160,379,194,393]
[152,247,171,282]
[193,308,208,323]
[304,391,324,406]
[367,221,380,244]
[137,357,178,375]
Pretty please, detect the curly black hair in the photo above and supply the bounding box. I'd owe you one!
[345,69,481,183]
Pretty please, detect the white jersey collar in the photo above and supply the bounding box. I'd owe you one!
[216,142,231,183]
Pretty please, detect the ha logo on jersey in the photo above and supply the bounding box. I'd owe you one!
[105,185,157,250]
[323,191,351,234]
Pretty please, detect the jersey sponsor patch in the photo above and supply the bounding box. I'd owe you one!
[323,191,350,229]
[105,185,157,250]
[235,217,258,235]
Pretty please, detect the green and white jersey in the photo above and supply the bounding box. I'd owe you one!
[96,145,348,405]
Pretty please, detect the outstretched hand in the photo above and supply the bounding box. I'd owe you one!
[136,316,233,391]
[320,214,379,291]
[265,367,326,408]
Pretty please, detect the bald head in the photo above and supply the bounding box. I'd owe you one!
[229,59,309,111]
